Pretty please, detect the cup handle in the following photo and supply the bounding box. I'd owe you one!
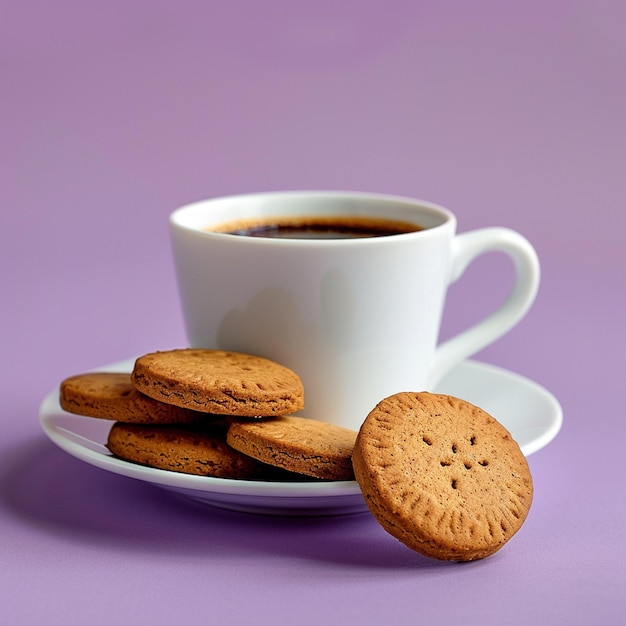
[428,227,540,388]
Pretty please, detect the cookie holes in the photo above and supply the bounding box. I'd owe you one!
[440,460,451,467]
[451,443,458,454]
[469,436,476,446]
[451,479,458,490]
[479,460,489,467]
[422,436,433,446]
[464,462,472,470]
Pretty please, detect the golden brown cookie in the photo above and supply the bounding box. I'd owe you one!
[106,422,281,479]
[131,349,304,417]
[226,415,357,480]
[60,372,209,424]
[352,392,533,561]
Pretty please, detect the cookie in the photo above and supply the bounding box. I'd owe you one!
[227,415,357,480]
[106,422,281,479]
[352,392,533,561]
[60,372,210,425]
[131,349,304,417]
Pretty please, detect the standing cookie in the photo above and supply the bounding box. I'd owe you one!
[352,392,533,561]
[131,349,304,417]
[227,416,357,480]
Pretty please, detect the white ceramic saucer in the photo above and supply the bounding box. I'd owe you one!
[39,358,562,517]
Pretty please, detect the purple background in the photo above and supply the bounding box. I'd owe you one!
[2,1,624,624]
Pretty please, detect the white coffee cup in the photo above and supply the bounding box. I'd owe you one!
[169,191,539,430]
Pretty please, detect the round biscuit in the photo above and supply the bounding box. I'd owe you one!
[106,422,280,479]
[131,349,304,417]
[227,416,357,480]
[352,392,533,561]
[60,372,209,424]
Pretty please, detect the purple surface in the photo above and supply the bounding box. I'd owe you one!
[2,1,624,624]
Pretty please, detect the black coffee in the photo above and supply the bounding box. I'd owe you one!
[211,216,422,239]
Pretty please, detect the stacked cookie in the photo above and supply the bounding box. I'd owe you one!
[60,348,533,561]
[60,348,357,481]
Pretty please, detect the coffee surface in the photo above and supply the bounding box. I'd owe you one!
[210,216,423,239]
